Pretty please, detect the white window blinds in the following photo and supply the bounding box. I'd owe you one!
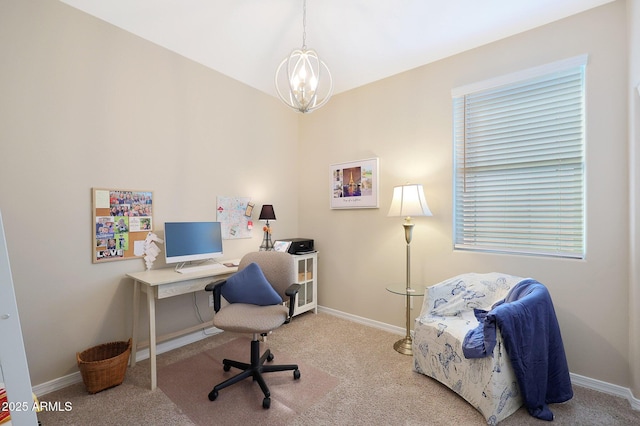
[453,57,586,258]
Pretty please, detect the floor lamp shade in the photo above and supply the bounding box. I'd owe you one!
[387,184,432,218]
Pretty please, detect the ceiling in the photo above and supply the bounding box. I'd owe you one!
[60,0,614,98]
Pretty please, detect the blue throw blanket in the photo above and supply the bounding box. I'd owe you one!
[462,279,573,421]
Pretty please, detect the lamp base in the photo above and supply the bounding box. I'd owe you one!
[259,231,274,251]
[393,337,413,355]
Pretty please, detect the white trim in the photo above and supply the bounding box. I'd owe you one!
[451,54,589,97]
[320,306,640,412]
[33,326,222,397]
[318,305,405,336]
[131,326,222,364]
[570,373,640,411]
[32,306,639,413]
[33,371,82,397]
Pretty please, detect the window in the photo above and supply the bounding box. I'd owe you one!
[453,56,587,258]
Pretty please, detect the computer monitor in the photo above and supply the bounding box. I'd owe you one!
[164,221,223,264]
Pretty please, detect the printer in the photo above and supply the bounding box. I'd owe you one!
[275,238,314,254]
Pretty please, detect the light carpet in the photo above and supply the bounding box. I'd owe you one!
[34,312,640,425]
[157,337,339,425]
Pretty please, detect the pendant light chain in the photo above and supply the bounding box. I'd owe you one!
[301,0,307,50]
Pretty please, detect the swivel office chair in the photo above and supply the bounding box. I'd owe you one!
[204,251,301,409]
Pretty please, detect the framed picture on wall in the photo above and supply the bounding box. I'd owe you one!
[330,158,379,209]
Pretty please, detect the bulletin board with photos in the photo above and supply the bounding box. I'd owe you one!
[92,188,154,263]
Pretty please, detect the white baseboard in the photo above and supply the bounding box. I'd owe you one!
[33,326,222,397]
[570,372,640,411]
[318,306,640,411]
[33,371,83,397]
[318,305,406,336]
[33,307,640,411]
[130,326,222,364]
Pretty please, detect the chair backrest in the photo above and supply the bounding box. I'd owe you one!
[423,272,524,316]
[238,251,296,299]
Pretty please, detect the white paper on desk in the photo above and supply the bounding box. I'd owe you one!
[134,240,145,256]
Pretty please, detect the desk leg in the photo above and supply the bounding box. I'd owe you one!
[130,279,140,367]
[147,286,157,390]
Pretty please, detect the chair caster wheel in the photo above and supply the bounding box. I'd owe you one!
[293,369,301,380]
[223,364,231,372]
[263,397,271,409]
[267,352,274,362]
[208,390,218,401]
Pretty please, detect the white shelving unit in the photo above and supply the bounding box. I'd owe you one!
[291,252,317,316]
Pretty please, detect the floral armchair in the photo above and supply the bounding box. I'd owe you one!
[412,272,524,425]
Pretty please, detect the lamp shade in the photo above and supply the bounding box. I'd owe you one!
[259,205,276,221]
[387,184,432,218]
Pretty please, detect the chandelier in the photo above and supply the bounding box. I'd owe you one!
[275,0,333,113]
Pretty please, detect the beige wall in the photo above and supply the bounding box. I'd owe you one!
[0,0,637,399]
[299,1,634,391]
[0,0,298,385]
[628,0,640,397]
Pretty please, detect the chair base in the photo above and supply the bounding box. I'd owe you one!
[208,338,300,409]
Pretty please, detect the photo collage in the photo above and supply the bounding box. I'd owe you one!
[95,190,153,261]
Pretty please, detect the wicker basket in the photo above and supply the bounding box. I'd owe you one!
[77,338,131,394]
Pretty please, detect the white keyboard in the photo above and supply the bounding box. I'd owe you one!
[176,263,230,274]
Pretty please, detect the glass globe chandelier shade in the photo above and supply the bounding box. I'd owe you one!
[275,47,333,113]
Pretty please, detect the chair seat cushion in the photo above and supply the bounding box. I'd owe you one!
[213,303,289,334]
[221,262,283,306]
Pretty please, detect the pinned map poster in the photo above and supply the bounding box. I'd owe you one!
[216,196,253,239]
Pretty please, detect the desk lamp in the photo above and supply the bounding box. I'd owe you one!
[387,184,432,354]
[259,204,276,251]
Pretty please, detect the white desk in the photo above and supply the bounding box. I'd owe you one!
[127,263,237,390]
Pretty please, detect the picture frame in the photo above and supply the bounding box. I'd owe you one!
[330,158,379,209]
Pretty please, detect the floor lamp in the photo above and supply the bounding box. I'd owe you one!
[387,184,432,354]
